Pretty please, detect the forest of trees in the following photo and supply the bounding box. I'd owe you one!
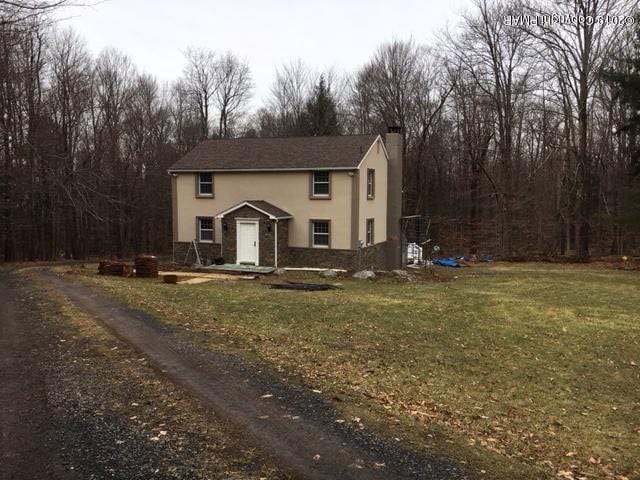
[1,0,639,261]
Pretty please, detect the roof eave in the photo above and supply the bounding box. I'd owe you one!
[356,135,387,169]
[215,201,293,220]
[168,166,359,174]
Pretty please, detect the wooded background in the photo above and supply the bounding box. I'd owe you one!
[2,0,639,261]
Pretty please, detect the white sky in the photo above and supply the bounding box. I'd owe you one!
[58,0,473,107]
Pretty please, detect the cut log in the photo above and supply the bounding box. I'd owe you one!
[135,255,159,278]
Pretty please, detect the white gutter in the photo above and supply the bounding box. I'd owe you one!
[220,222,224,259]
[168,167,359,174]
[274,219,278,268]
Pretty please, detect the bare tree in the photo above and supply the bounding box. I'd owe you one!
[409,51,454,216]
[47,27,92,257]
[446,0,534,254]
[92,47,136,255]
[169,79,200,153]
[261,59,311,136]
[353,39,424,133]
[0,0,72,26]
[0,15,49,259]
[2,2,640,262]
[352,40,452,217]
[450,63,498,245]
[213,51,252,138]
[523,0,636,256]
[182,46,218,139]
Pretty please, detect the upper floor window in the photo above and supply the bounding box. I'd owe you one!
[198,217,214,242]
[198,172,213,196]
[311,171,330,198]
[367,169,375,199]
[366,218,374,246]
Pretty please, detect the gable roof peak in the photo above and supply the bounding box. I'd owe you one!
[215,200,293,220]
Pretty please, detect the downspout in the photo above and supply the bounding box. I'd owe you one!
[274,219,278,268]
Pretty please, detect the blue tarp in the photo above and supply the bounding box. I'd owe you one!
[433,255,494,267]
[433,258,461,268]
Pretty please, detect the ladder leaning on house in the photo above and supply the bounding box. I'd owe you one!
[184,239,203,266]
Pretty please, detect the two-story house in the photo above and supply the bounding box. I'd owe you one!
[168,128,403,270]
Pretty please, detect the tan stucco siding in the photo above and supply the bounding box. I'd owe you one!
[174,171,354,249]
[358,138,388,245]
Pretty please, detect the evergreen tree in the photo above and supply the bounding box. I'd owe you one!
[604,14,640,176]
[602,15,640,231]
[297,75,340,136]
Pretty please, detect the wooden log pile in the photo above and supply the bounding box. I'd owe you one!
[135,255,159,278]
[163,274,178,284]
[98,261,133,277]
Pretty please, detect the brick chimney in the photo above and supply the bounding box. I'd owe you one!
[385,126,403,269]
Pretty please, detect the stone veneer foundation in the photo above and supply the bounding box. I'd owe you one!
[173,241,222,265]
[174,203,391,269]
[173,239,390,271]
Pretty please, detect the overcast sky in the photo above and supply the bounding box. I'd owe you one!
[58,0,473,107]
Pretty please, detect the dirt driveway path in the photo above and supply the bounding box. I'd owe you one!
[34,269,472,480]
[0,273,67,480]
[2,268,287,480]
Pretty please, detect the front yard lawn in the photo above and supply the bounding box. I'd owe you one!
[67,263,640,480]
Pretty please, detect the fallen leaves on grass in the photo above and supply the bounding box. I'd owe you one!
[72,264,640,480]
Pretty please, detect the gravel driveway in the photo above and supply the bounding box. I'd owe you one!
[1,268,474,480]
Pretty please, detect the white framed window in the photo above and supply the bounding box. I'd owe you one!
[198,217,214,242]
[311,171,330,197]
[366,218,374,246]
[367,169,375,199]
[197,172,213,196]
[311,220,330,247]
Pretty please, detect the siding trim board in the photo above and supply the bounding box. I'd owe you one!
[350,171,360,249]
[171,175,178,239]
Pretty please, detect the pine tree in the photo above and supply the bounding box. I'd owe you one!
[297,75,340,136]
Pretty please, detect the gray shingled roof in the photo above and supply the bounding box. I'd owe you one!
[216,200,293,220]
[168,134,378,171]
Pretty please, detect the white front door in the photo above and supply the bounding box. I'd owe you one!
[236,220,259,265]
